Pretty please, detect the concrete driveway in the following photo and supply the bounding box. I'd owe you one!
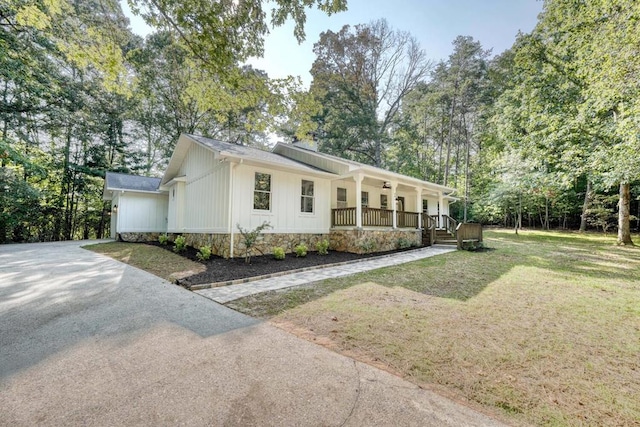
[0,240,505,426]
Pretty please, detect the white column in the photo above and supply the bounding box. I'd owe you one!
[438,191,444,228]
[391,181,398,229]
[416,187,422,229]
[355,174,363,229]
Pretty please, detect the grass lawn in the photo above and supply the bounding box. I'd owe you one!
[229,230,640,426]
[84,242,204,282]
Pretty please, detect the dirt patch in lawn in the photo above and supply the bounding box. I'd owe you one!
[84,242,205,282]
[235,230,640,426]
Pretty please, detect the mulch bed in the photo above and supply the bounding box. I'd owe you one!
[147,242,415,286]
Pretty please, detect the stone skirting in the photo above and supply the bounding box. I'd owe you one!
[118,229,422,258]
[118,232,162,243]
[329,229,422,254]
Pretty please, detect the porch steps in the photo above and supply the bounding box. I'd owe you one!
[434,229,457,246]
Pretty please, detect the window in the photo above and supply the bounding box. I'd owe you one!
[396,196,405,211]
[254,172,271,210]
[361,191,369,207]
[380,194,388,210]
[422,199,429,213]
[301,180,314,213]
[337,187,347,208]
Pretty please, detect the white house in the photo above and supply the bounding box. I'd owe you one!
[104,134,458,257]
[103,172,168,240]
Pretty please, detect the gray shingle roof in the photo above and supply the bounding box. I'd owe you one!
[187,135,329,174]
[105,172,161,192]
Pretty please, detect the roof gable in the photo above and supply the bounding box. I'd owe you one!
[162,134,333,185]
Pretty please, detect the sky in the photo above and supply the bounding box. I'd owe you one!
[121,0,543,87]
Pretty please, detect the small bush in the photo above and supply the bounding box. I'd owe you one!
[316,239,330,255]
[358,238,378,254]
[396,237,414,249]
[158,234,169,245]
[273,246,285,260]
[173,235,187,253]
[196,245,212,261]
[294,244,308,257]
[461,240,484,251]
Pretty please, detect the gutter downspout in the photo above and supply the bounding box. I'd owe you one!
[228,159,242,258]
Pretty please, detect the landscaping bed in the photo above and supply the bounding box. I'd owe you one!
[148,242,416,286]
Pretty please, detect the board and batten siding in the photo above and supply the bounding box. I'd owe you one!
[116,192,168,233]
[174,143,230,233]
[232,164,331,233]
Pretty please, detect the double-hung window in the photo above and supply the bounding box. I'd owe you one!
[380,194,388,209]
[361,191,369,207]
[254,172,271,210]
[301,180,314,213]
[337,187,347,208]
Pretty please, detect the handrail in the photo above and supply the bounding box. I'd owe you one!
[442,214,458,236]
[332,207,419,228]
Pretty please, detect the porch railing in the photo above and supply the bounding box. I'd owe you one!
[442,214,458,235]
[422,213,436,245]
[456,223,483,249]
[331,207,419,228]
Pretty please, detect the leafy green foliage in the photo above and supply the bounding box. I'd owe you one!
[158,234,169,245]
[357,238,377,254]
[237,221,271,263]
[294,244,308,257]
[196,245,212,261]
[273,246,285,260]
[396,237,414,249]
[173,235,187,253]
[316,239,330,255]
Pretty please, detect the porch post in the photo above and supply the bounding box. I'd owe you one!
[392,181,398,229]
[355,173,363,228]
[415,187,422,229]
[438,191,444,228]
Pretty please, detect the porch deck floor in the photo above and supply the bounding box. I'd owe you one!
[195,245,456,304]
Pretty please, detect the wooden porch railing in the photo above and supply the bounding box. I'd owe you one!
[332,207,357,226]
[331,207,419,228]
[362,207,393,227]
[456,223,483,249]
[422,213,436,246]
[442,214,458,235]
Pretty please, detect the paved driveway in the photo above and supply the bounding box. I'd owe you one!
[0,240,504,426]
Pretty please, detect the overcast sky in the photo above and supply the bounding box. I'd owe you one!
[121,0,543,86]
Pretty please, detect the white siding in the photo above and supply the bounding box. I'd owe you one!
[232,164,331,233]
[116,192,168,233]
[178,144,230,232]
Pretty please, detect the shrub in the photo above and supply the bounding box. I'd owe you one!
[237,221,271,263]
[396,237,414,249]
[461,240,485,252]
[273,246,285,260]
[316,239,330,255]
[294,244,308,257]
[173,235,187,253]
[357,238,377,254]
[158,234,169,245]
[196,245,212,261]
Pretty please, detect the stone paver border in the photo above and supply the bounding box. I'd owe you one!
[195,245,456,303]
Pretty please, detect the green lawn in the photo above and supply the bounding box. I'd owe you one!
[229,230,640,426]
[84,242,204,282]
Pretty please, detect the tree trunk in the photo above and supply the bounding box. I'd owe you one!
[463,113,471,222]
[617,182,634,245]
[579,180,591,232]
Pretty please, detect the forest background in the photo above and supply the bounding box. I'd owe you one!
[1,0,638,244]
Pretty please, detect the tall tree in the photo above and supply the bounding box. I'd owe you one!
[308,19,432,166]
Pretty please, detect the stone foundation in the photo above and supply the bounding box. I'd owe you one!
[118,232,162,243]
[118,229,422,258]
[329,229,421,254]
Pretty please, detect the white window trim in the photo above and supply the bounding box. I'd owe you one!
[300,179,315,214]
[253,171,272,212]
